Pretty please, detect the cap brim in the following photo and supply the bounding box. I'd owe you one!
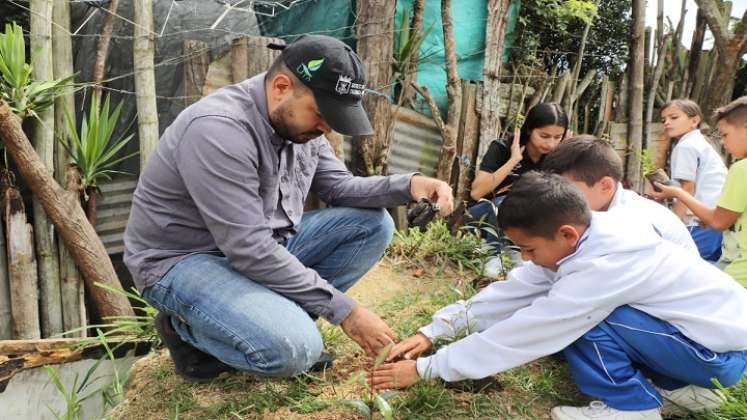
[314,92,374,136]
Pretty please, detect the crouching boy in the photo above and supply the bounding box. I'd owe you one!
[370,172,747,420]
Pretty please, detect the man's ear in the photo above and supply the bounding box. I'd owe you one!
[269,73,293,98]
[557,224,581,247]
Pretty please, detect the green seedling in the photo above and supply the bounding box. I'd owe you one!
[340,343,399,420]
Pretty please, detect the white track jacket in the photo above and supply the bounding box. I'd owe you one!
[416,211,747,382]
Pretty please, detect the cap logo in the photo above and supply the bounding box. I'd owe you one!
[335,75,352,95]
[297,58,325,81]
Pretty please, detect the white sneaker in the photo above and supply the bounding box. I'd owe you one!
[656,385,724,415]
[484,256,503,278]
[551,401,662,420]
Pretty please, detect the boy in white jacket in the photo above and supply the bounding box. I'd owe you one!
[370,172,747,420]
[542,135,698,255]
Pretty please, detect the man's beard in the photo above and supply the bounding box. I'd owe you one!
[269,102,323,144]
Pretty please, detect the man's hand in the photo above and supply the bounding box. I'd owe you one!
[410,175,454,217]
[387,333,432,362]
[369,360,420,390]
[341,305,396,356]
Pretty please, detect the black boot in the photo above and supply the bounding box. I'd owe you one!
[154,312,235,383]
[309,351,336,372]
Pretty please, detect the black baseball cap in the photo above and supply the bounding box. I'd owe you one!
[269,34,374,136]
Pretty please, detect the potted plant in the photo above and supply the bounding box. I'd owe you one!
[640,149,670,192]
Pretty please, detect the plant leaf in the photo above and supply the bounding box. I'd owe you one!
[339,400,371,419]
[374,395,393,420]
[373,342,394,370]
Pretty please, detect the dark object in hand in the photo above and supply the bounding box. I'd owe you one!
[645,169,672,192]
[407,198,440,231]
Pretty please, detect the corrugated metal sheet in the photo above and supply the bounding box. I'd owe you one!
[343,106,442,176]
[95,178,136,255]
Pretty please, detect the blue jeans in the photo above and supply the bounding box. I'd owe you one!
[564,305,747,411]
[466,195,506,254]
[689,226,723,262]
[142,207,395,377]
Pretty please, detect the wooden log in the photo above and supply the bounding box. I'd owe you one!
[244,36,283,79]
[0,102,134,319]
[0,213,9,339]
[31,0,63,339]
[134,0,160,169]
[231,37,249,83]
[685,9,706,98]
[5,182,40,339]
[645,34,671,149]
[53,0,82,339]
[183,40,209,107]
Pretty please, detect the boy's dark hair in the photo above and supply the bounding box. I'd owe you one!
[714,96,747,126]
[519,103,569,146]
[542,135,623,186]
[497,171,591,239]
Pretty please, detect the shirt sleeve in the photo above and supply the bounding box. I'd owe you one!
[718,161,747,214]
[670,143,699,183]
[478,140,511,173]
[175,116,355,324]
[311,138,416,207]
[419,263,553,341]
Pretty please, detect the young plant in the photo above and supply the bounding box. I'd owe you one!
[340,343,399,420]
[0,22,72,120]
[639,149,670,191]
[60,94,138,225]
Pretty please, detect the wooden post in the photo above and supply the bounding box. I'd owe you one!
[53,0,85,336]
[92,0,119,101]
[183,40,209,107]
[5,181,40,339]
[31,0,63,338]
[478,0,511,164]
[451,81,479,228]
[645,34,671,149]
[0,102,134,319]
[244,37,284,78]
[134,0,160,170]
[60,166,86,336]
[231,37,249,83]
[627,0,646,191]
[353,0,396,176]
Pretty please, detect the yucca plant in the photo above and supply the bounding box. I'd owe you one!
[60,94,137,225]
[0,22,72,120]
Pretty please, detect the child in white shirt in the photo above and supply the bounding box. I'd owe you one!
[370,172,747,420]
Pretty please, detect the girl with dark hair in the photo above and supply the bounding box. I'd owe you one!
[467,102,569,276]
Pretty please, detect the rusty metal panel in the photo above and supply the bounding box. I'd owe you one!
[95,178,137,255]
[342,106,441,176]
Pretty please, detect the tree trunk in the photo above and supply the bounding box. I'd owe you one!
[31,0,62,338]
[352,0,396,176]
[92,0,120,101]
[685,9,706,98]
[478,0,511,164]
[565,19,593,125]
[627,0,646,191]
[4,180,39,339]
[695,0,747,121]
[451,81,479,228]
[53,0,84,336]
[61,166,86,336]
[645,35,671,149]
[0,180,9,339]
[435,0,463,182]
[134,0,160,170]
[84,186,97,227]
[0,102,134,319]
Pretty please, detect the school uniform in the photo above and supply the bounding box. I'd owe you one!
[670,129,728,261]
[416,211,747,411]
[608,183,698,255]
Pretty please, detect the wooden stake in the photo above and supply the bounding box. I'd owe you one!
[134,0,160,170]
[183,40,209,108]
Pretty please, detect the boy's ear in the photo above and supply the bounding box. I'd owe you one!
[598,176,616,193]
[557,224,581,247]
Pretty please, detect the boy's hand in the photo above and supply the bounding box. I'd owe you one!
[387,333,432,362]
[650,182,682,200]
[369,360,419,390]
